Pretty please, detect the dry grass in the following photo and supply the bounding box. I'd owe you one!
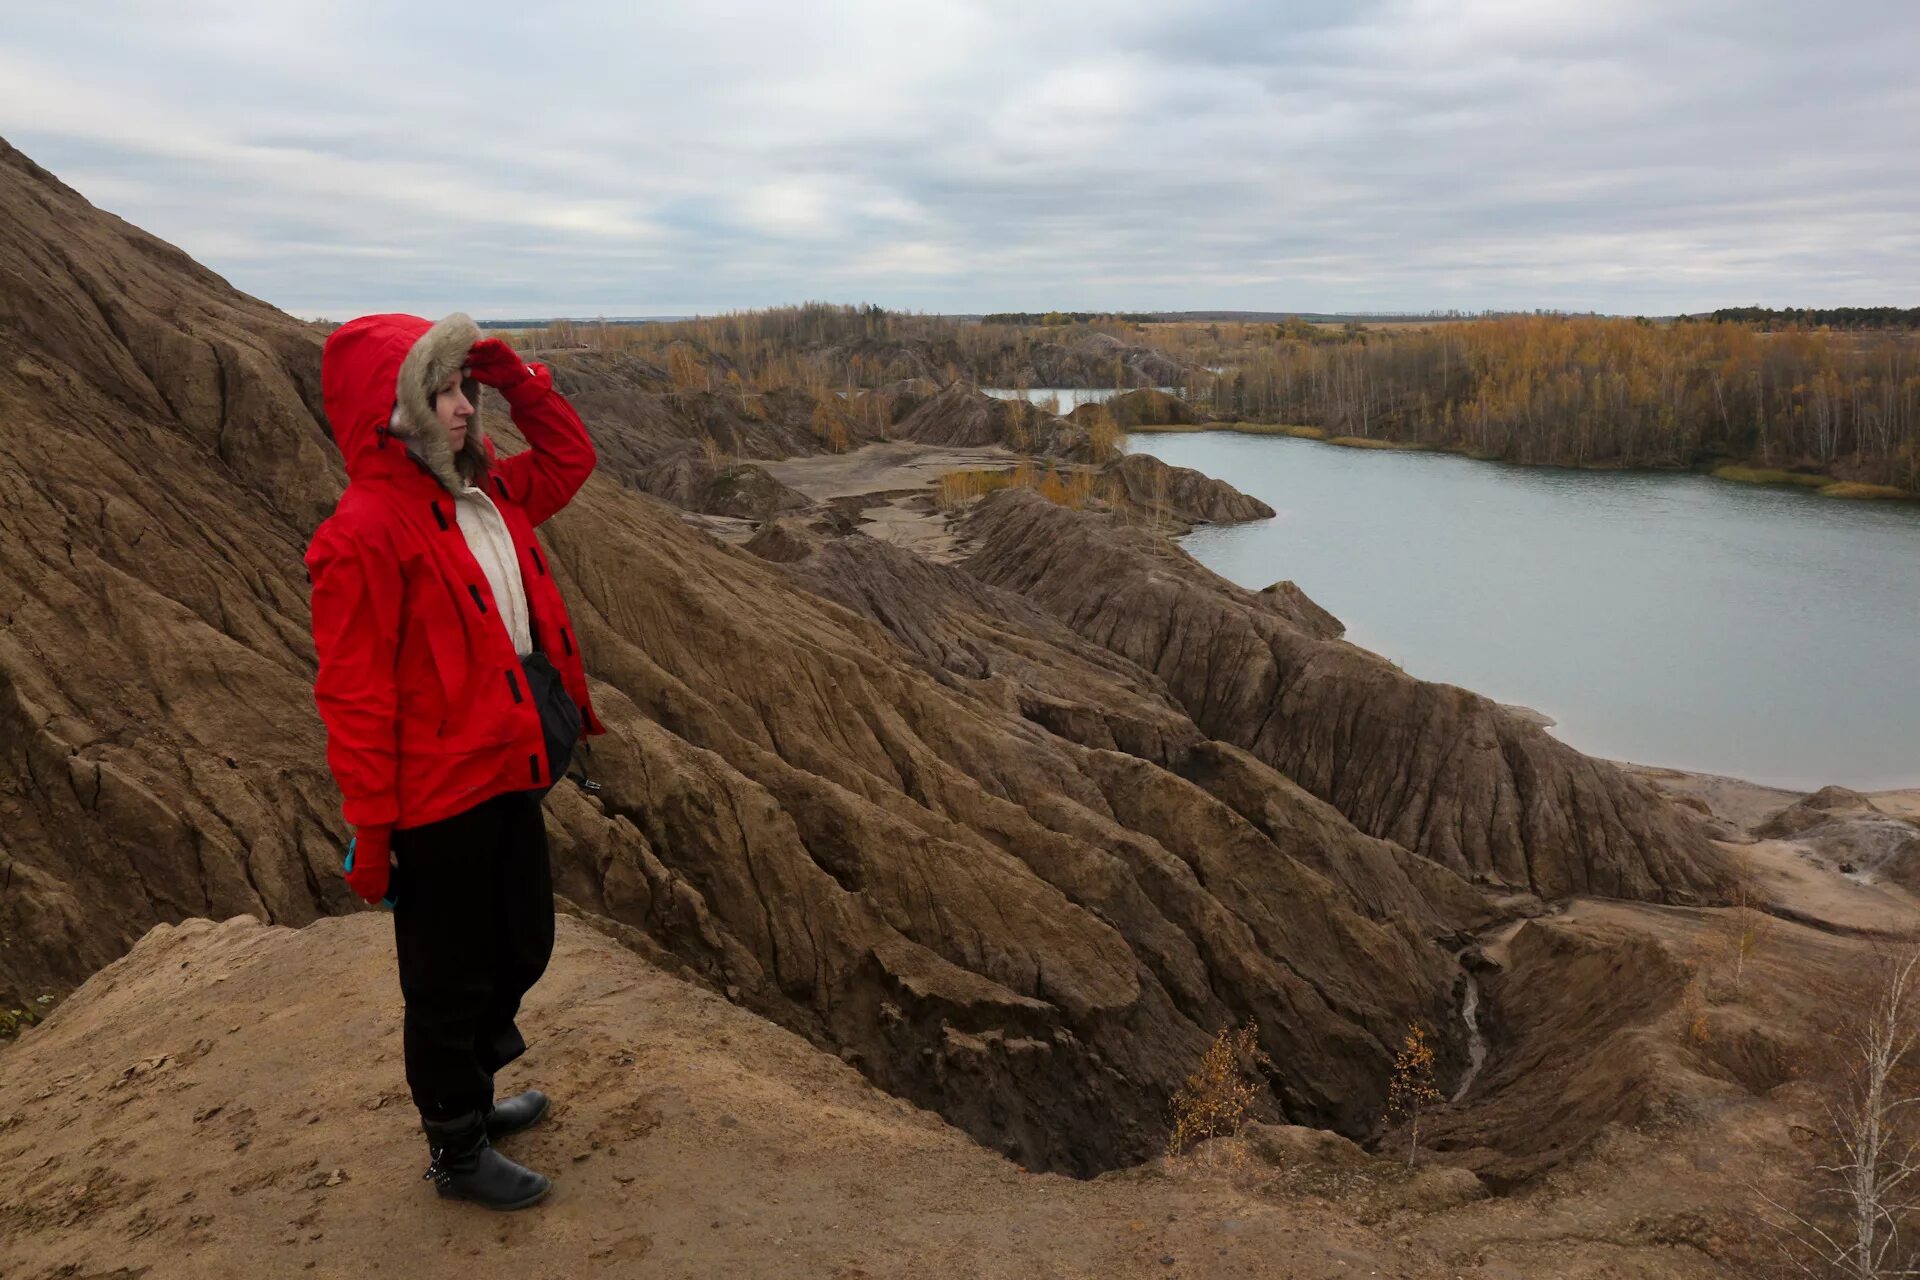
[1820,481,1911,500]
[1712,464,1833,488]
[934,461,1098,512]
[1078,404,1125,463]
[1326,435,1432,451]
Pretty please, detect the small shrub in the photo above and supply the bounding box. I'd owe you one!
[667,343,706,391]
[0,995,55,1039]
[1167,1021,1273,1162]
[809,398,850,452]
[1387,1022,1443,1168]
[1080,404,1123,463]
[1677,963,1712,1044]
[1038,463,1069,506]
[934,468,1014,510]
[1696,852,1773,1000]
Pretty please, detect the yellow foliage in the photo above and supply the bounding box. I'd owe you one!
[1387,1022,1443,1167]
[1166,1021,1272,1162]
[809,398,850,452]
[1038,464,1069,505]
[933,461,1099,513]
[667,344,706,392]
[1079,404,1124,463]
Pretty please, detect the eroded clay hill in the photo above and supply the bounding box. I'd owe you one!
[0,135,1723,1178]
[957,490,1726,902]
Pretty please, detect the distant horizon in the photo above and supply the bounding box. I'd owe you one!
[448,305,1904,328]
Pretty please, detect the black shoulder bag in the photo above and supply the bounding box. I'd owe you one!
[519,651,583,794]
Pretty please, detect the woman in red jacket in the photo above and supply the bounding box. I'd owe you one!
[307,312,602,1210]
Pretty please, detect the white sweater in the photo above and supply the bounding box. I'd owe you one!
[455,484,532,657]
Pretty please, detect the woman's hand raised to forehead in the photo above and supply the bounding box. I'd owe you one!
[466,336,534,390]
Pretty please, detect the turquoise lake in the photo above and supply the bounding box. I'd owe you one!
[1125,431,1920,791]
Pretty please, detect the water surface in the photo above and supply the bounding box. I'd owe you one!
[984,387,1170,411]
[1126,431,1920,790]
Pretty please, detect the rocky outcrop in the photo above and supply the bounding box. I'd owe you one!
[1256,580,1345,640]
[771,529,1207,766]
[1757,785,1873,838]
[633,448,812,519]
[893,382,1080,454]
[1758,786,1920,886]
[1037,332,1186,389]
[1076,386,1204,428]
[958,490,1725,902]
[1101,452,1275,525]
[741,517,819,564]
[765,533,1489,945]
[853,376,942,425]
[0,139,346,1006]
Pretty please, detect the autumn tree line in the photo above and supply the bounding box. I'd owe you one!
[1705,306,1920,331]
[1181,317,1920,487]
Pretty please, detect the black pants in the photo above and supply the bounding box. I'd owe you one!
[391,789,554,1123]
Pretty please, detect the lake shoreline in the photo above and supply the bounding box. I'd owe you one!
[1125,420,1917,502]
[1128,426,1920,792]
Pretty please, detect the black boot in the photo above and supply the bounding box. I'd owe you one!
[421,1112,551,1210]
[485,1089,550,1141]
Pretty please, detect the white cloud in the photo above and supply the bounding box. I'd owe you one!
[737,178,841,238]
[2,0,1915,316]
[844,241,963,278]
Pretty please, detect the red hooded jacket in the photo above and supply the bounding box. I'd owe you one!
[307,312,603,832]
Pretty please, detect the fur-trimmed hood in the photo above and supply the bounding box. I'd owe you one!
[321,312,492,493]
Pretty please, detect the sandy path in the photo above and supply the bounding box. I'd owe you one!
[759,441,1019,502]
[755,441,1024,562]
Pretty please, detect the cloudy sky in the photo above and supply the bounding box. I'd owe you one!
[4,0,1915,318]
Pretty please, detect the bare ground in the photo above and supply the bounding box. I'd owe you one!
[6,858,1908,1280]
[1625,763,1920,933]
[753,441,1020,561]
[0,913,1433,1280]
[758,440,1019,503]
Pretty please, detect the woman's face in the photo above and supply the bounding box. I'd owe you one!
[433,371,474,453]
